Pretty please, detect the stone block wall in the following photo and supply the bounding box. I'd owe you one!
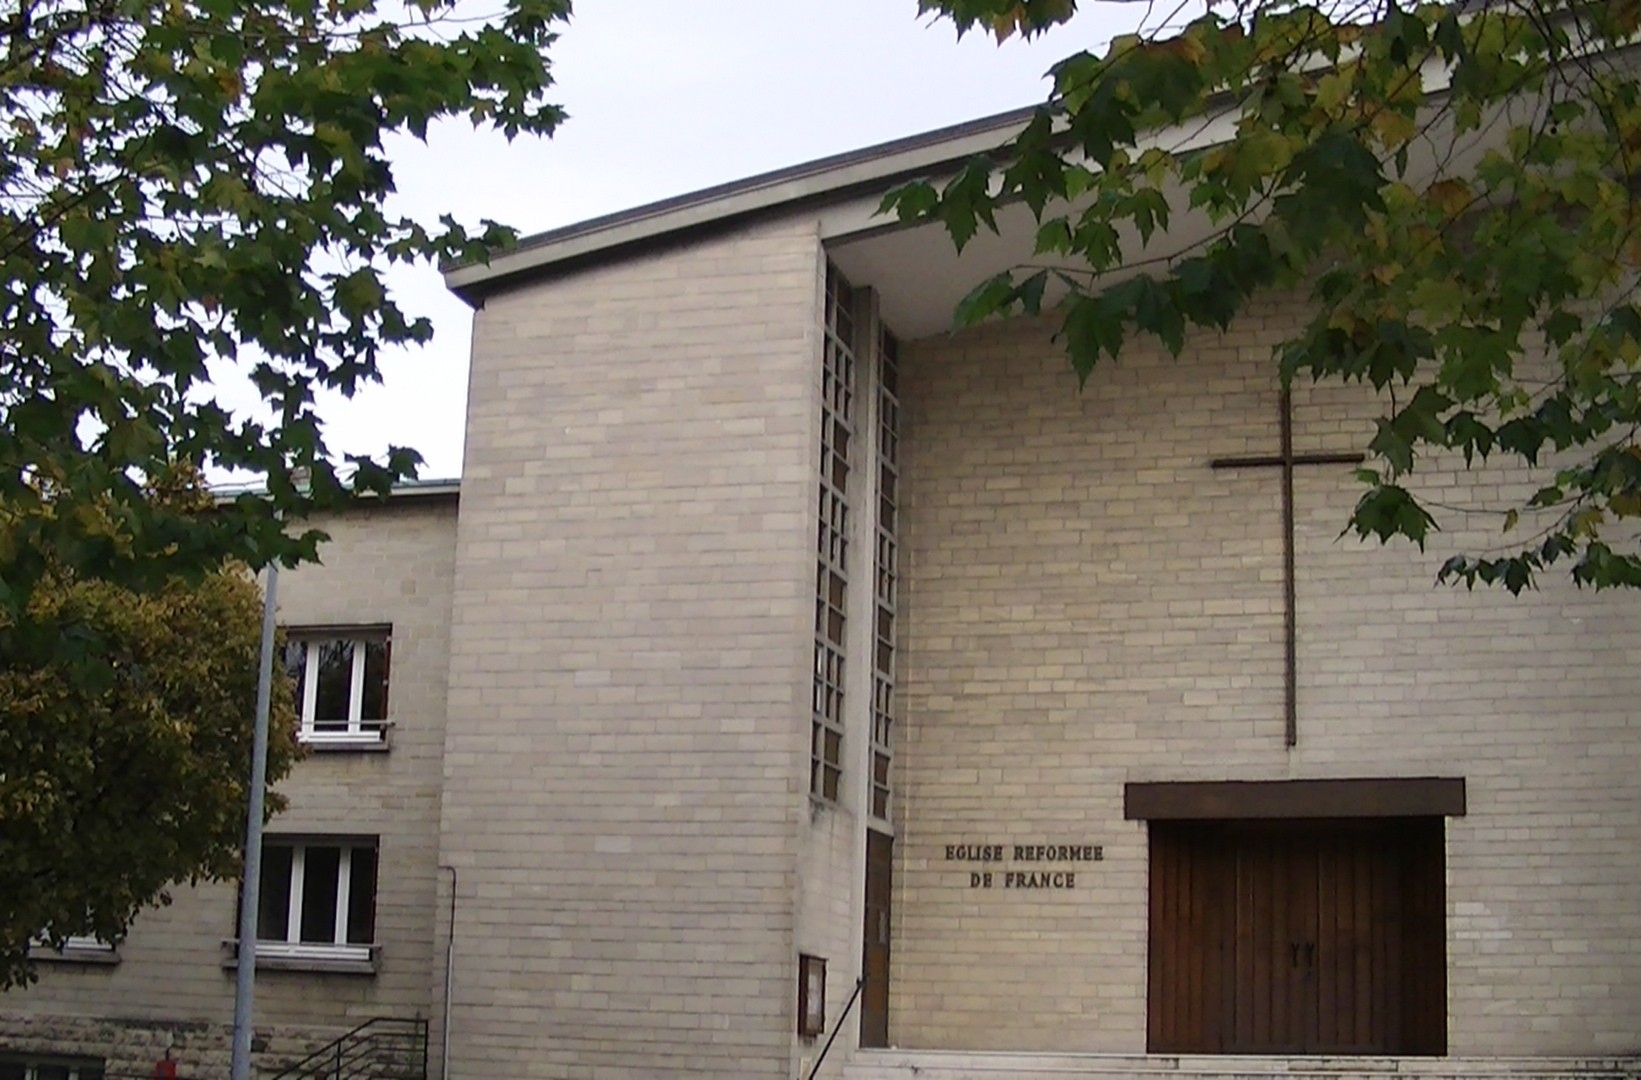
[438,218,825,1080]
[0,497,459,1072]
[0,1014,343,1080]
[887,307,1641,1055]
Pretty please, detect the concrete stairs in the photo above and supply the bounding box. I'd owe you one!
[841,1052,1641,1080]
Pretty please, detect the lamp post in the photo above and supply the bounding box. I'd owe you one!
[231,469,302,1080]
[229,555,277,1080]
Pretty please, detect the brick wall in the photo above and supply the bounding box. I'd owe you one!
[888,306,1641,1055]
[0,497,459,1074]
[438,219,823,1080]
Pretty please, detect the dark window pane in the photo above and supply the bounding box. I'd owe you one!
[257,846,293,941]
[347,846,378,945]
[299,846,341,944]
[311,641,353,726]
[361,639,390,722]
[36,1067,68,1080]
[79,1067,104,1080]
[281,641,307,713]
[0,1062,27,1080]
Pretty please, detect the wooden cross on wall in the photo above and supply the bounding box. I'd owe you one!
[1211,389,1363,748]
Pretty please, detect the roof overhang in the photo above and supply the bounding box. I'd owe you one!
[442,106,1040,305]
[446,34,1618,339]
[440,98,1247,334]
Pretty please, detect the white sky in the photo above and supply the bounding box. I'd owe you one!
[317,0,1141,479]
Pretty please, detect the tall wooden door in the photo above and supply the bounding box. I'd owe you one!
[860,830,893,1047]
[1149,818,1445,1055]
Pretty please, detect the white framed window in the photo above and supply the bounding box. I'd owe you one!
[281,629,391,748]
[29,932,117,965]
[0,1059,104,1080]
[59,935,115,957]
[253,838,378,965]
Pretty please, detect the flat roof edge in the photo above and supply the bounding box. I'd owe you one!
[212,477,461,505]
[443,104,1040,300]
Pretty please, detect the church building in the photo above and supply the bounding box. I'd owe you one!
[3,100,1640,1080]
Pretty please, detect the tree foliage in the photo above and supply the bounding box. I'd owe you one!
[1,0,570,612]
[0,556,298,988]
[897,0,1641,591]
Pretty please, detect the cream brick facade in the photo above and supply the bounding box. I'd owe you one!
[1,496,459,1077]
[889,309,1641,1057]
[437,219,827,1080]
[6,111,1641,1080]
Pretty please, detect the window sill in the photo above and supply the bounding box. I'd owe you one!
[31,944,119,966]
[221,941,379,975]
[298,725,392,752]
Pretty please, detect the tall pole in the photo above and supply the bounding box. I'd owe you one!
[231,560,279,1080]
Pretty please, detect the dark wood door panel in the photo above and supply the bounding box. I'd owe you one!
[1313,825,1406,1052]
[1229,828,1316,1053]
[860,830,893,1048]
[1148,817,1445,1056]
[1148,826,1233,1051]
[1402,820,1449,1055]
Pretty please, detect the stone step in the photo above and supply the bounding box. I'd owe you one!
[840,1052,1641,1080]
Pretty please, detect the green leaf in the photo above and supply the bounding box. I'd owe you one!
[1348,484,1438,549]
[881,181,939,222]
[1061,293,1123,383]
[954,272,1018,327]
[1017,269,1049,316]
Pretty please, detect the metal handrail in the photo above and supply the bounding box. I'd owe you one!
[266,1017,428,1080]
[806,977,865,1080]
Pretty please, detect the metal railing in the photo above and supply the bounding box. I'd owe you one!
[266,1017,428,1080]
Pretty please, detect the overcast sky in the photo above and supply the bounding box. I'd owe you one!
[316,0,1141,479]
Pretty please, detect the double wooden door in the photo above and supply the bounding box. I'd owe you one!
[1148,818,1445,1055]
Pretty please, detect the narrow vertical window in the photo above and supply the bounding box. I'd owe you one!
[812,265,856,801]
[871,328,901,822]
